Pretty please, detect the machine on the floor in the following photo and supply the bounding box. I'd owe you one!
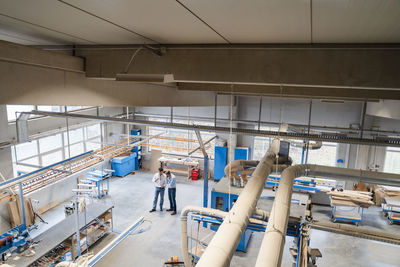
[0,224,30,260]
[208,176,310,252]
[184,173,322,266]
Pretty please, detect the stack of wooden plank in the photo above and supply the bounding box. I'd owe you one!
[374,185,400,206]
[7,197,35,227]
[327,190,374,208]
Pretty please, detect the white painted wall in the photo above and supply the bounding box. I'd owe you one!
[367,100,400,121]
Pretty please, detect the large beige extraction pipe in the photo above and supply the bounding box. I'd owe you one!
[224,160,288,185]
[283,123,322,150]
[181,206,228,267]
[196,140,280,267]
[255,165,308,267]
[180,206,282,267]
[255,164,400,267]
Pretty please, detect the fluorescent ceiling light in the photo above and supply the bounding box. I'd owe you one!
[115,74,174,83]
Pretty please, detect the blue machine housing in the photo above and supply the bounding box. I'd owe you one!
[111,153,137,177]
[214,146,228,182]
[210,191,252,252]
[130,129,142,170]
[0,225,29,255]
[234,147,250,161]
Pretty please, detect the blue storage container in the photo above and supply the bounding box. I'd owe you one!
[214,146,228,181]
[111,153,137,177]
[131,129,142,169]
[234,147,250,160]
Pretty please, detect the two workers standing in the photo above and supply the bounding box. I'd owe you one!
[149,167,177,215]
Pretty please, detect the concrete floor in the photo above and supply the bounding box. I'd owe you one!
[35,171,400,267]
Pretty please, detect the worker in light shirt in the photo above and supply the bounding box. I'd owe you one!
[150,167,166,212]
[166,171,177,215]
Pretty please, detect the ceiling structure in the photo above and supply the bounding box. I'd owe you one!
[0,0,400,104]
[0,0,399,45]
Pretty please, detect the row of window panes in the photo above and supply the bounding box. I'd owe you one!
[6,105,91,121]
[252,125,339,166]
[384,147,400,174]
[14,124,101,161]
[12,124,102,176]
[147,118,215,157]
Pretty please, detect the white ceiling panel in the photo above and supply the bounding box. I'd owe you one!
[62,0,227,44]
[0,0,152,44]
[0,0,399,45]
[0,15,85,45]
[313,0,400,43]
[179,0,311,43]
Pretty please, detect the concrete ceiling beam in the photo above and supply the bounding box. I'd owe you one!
[178,82,400,101]
[0,60,230,107]
[78,46,400,100]
[0,40,84,72]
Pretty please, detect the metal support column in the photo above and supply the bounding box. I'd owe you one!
[214,93,218,128]
[74,195,81,257]
[360,101,367,139]
[18,182,26,229]
[258,96,263,131]
[301,141,306,164]
[194,129,209,209]
[305,100,313,164]
[203,155,209,208]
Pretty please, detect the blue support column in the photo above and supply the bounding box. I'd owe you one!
[203,155,209,208]
[203,155,209,227]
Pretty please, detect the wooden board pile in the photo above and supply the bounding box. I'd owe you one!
[374,185,400,206]
[7,197,35,227]
[327,189,374,208]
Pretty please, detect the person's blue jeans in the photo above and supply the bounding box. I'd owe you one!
[152,187,165,210]
[168,188,177,212]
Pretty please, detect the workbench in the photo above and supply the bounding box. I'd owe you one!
[6,203,113,266]
[384,197,400,225]
[85,170,113,198]
[331,200,363,226]
[159,157,199,179]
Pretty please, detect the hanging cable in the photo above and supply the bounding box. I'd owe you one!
[187,106,190,158]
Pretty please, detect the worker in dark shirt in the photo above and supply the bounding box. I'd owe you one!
[166,171,177,215]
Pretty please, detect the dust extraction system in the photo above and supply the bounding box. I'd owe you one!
[180,128,400,267]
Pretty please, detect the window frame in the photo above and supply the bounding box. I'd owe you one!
[6,105,96,123]
[384,146,400,174]
[12,123,103,176]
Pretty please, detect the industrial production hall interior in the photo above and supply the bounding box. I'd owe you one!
[1,1,400,267]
